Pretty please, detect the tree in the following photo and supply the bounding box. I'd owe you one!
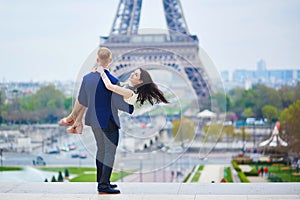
[278,85,295,109]
[230,89,258,118]
[222,125,236,142]
[64,168,69,179]
[262,105,278,124]
[34,85,64,109]
[51,175,57,182]
[64,97,73,113]
[172,117,194,142]
[210,92,230,112]
[203,123,223,142]
[242,108,254,119]
[254,84,282,117]
[57,171,64,182]
[280,100,300,153]
[0,91,3,124]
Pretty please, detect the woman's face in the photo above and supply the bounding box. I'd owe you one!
[129,69,143,86]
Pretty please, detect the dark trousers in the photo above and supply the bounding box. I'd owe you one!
[92,118,119,189]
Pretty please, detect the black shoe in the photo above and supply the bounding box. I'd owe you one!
[98,187,120,194]
[110,183,118,188]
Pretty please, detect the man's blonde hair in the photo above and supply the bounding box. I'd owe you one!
[97,47,112,66]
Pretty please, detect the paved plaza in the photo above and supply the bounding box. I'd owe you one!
[0,182,299,200]
[1,164,299,199]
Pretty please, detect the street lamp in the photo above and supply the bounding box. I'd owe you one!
[0,148,3,166]
[152,151,157,182]
[162,152,166,182]
[119,163,124,182]
[139,156,143,182]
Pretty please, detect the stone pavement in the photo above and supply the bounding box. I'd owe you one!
[122,169,180,182]
[198,164,225,183]
[0,182,299,200]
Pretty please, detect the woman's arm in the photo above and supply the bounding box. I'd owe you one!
[96,67,134,99]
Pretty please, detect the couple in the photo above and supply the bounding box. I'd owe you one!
[59,47,168,194]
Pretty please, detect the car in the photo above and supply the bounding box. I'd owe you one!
[72,152,87,159]
[47,149,60,154]
[60,146,69,152]
[246,118,255,125]
[68,144,76,151]
[47,146,60,154]
[254,119,265,125]
[33,156,46,165]
[167,146,183,154]
[79,153,87,159]
[71,153,79,158]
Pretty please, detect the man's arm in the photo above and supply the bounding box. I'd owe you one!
[77,77,88,107]
[112,93,134,114]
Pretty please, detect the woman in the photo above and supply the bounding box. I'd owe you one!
[59,67,169,134]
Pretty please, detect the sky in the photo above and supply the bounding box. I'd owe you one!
[0,0,299,82]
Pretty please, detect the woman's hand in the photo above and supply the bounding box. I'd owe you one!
[92,66,98,73]
[96,66,105,75]
[91,66,105,77]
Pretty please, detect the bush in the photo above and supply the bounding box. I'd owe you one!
[64,169,69,179]
[57,171,64,182]
[268,173,282,182]
[244,169,259,176]
[232,161,241,172]
[238,171,250,183]
[191,172,201,182]
[224,167,233,182]
[198,165,204,171]
[183,173,191,183]
[51,175,56,182]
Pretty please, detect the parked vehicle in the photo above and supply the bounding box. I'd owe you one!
[167,146,183,154]
[33,156,46,165]
[79,153,87,159]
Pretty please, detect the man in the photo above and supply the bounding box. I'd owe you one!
[78,47,134,194]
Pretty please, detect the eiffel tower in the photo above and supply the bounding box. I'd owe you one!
[100,0,211,107]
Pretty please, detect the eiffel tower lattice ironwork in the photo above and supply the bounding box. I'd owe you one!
[100,0,212,107]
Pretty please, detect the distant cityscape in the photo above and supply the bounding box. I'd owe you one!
[221,59,300,90]
[1,60,299,102]
[0,81,75,104]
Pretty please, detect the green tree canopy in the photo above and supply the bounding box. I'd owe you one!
[280,100,300,153]
[242,108,254,118]
[253,84,282,117]
[231,89,258,118]
[34,85,65,110]
[262,105,278,124]
[210,92,230,113]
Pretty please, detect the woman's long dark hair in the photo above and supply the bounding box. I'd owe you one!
[134,68,169,105]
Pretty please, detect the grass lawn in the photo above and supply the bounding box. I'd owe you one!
[37,166,131,182]
[224,167,233,182]
[37,166,96,175]
[69,171,130,182]
[0,166,22,171]
[250,164,300,182]
[191,171,201,182]
[190,165,204,182]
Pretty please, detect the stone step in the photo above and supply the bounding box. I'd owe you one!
[1,182,300,199]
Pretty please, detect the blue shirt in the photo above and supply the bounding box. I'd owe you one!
[78,71,134,128]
